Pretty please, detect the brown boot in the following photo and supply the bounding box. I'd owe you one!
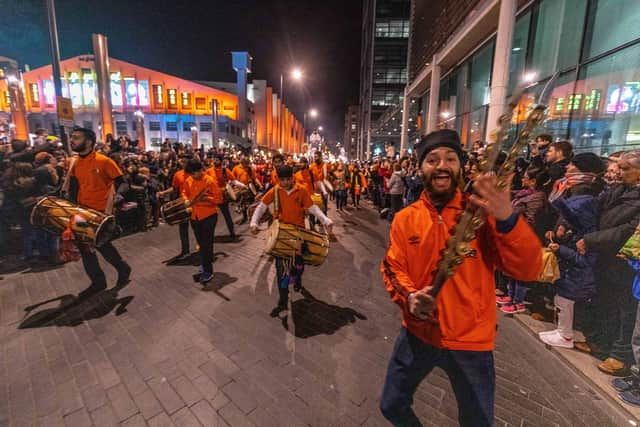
[598,358,630,377]
[574,341,592,354]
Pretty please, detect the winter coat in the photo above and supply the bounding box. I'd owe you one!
[583,184,640,288]
[406,174,423,205]
[388,171,406,195]
[547,158,571,184]
[550,193,599,300]
[511,188,546,227]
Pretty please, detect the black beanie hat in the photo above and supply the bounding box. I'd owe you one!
[416,129,465,166]
[570,152,604,174]
[276,165,293,178]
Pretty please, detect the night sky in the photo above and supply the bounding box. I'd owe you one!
[1,0,363,141]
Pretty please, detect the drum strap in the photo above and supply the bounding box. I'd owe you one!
[273,185,281,220]
[61,156,77,196]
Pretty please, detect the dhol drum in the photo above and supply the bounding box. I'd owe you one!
[223,183,238,203]
[30,196,117,247]
[161,198,191,225]
[264,220,329,266]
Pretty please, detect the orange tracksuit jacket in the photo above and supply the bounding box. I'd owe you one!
[381,190,543,351]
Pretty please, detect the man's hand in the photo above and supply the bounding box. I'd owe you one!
[545,230,555,242]
[469,173,514,221]
[548,243,560,253]
[408,288,437,322]
[576,239,587,255]
[250,224,259,235]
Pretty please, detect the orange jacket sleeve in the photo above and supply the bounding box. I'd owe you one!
[205,175,223,206]
[381,220,420,312]
[484,215,543,282]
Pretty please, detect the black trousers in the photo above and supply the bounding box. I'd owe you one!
[78,242,125,287]
[218,202,235,236]
[179,221,190,254]
[191,214,217,274]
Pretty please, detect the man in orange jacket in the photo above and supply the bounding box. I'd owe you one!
[379,130,542,427]
[182,159,223,286]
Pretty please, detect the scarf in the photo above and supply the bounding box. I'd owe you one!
[549,171,597,202]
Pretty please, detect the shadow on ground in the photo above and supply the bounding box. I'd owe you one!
[18,282,134,329]
[281,288,367,338]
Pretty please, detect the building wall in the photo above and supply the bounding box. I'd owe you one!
[344,105,360,159]
[357,0,411,159]
[407,0,640,155]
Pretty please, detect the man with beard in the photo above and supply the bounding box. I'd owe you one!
[67,128,131,295]
[206,156,237,240]
[379,129,542,427]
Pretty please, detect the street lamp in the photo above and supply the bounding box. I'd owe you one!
[318,126,324,132]
[303,108,319,142]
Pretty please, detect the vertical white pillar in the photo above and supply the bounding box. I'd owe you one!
[486,0,516,135]
[399,88,410,153]
[426,59,440,134]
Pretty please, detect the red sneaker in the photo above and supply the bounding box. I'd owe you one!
[500,303,526,314]
[496,296,512,305]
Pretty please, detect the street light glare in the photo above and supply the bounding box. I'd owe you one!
[291,68,303,80]
[318,126,324,131]
[310,109,318,118]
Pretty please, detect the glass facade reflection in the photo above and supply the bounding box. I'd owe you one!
[418,0,640,154]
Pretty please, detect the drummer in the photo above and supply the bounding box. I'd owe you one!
[67,127,131,295]
[182,159,223,285]
[232,157,257,224]
[269,154,285,189]
[294,157,314,194]
[157,154,191,260]
[206,156,238,240]
[250,165,333,316]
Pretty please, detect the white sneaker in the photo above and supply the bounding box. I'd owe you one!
[540,330,574,348]
[538,329,558,337]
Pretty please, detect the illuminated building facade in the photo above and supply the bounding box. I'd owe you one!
[396,0,640,157]
[0,55,305,153]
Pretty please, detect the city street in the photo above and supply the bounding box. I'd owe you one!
[0,205,632,427]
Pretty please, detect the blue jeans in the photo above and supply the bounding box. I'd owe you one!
[21,219,36,258]
[508,280,529,304]
[380,328,495,427]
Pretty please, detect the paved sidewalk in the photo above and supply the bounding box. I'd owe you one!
[0,205,632,426]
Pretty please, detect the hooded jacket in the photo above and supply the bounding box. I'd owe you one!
[381,190,543,351]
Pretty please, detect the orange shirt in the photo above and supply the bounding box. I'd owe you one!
[206,167,235,189]
[172,169,188,193]
[261,185,312,228]
[294,169,314,194]
[232,164,254,185]
[309,161,325,183]
[70,152,123,211]
[181,174,223,220]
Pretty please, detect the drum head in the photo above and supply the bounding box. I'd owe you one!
[95,216,118,247]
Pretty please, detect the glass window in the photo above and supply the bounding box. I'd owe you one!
[167,89,177,108]
[124,78,137,106]
[166,121,177,131]
[469,42,493,110]
[110,73,123,107]
[200,122,212,132]
[183,121,196,131]
[149,121,161,131]
[29,83,40,107]
[529,0,586,78]
[585,0,640,59]
[82,69,96,106]
[195,97,206,110]
[181,92,191,109]
[508,12,531,95]
[115,121,128,135]
[152,84,163,107]
[68,72,83,107]
[43,80,55,106]
[570,43,640,154]
[137,81,150,106]
[82,120,93,130]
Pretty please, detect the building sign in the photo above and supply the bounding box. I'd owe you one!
[68,72,83,107]
[138,80,150,106]
[43,80,55,106]
[606,82,640,113]
[110,72,123,106]
[584,89,601,113]
[125,77,137,106]
[57,97,74,127]
[82,69,96,106]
